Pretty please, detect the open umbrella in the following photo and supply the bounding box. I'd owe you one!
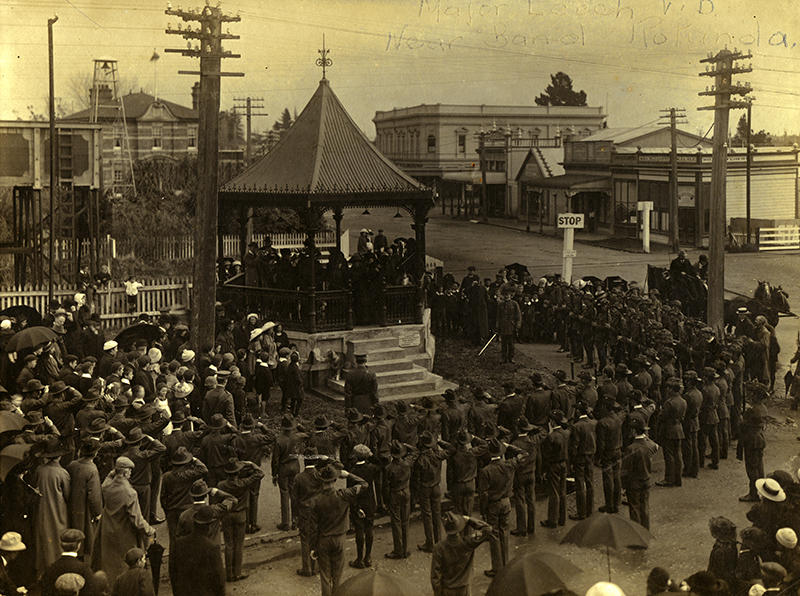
[332,569,416,596]
[505,262,530,280]
[4,326,56,353]
[0,443,34,482]
[561,512,650,581]
[486,551,581,596]
[115,322,163,351]
[0,305,42,328]
[147,539,165,595]
[0,411,27,434]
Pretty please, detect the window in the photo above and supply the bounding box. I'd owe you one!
[152,124,162,149]
[427,134,436,153]
[457,134,466,154]
[188,126,197,148]
[113,169,123,183]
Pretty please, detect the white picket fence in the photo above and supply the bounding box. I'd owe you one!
[0,277,192,329]
[758,226,800,251]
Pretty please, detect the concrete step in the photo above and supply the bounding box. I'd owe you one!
[326,375,438,397]
[347,337,399,353]
[365,359,414,373]
[366,347,406,361]
[409,353,433,369]
[327,367,427,393]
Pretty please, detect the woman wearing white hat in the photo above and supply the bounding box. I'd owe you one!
[0,532,27,594]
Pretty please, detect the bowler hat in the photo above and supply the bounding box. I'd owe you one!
[125,428,146,444]
[23,379,44,393]
[171,446,193,466]
[49,380,68,395]
[40,437,67,458]
[86,417,109,434]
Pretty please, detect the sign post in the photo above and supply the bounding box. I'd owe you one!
[557,212,584,283]
[638,201,654,254]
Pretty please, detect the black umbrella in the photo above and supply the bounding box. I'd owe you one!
[4,326,56,353]
[0,443,33,482]
[486,551,581,596]
[0,305,42,328]
[147,539,165,595]
[505,262,530,280]
[561,512,650,581]
[115,323,163,351]
[332,569,415,596]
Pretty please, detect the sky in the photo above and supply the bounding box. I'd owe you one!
[1,0,799,138]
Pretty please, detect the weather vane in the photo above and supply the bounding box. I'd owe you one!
[316,33,332,79]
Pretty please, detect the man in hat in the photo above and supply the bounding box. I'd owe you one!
[79,315,105,361]
[341,408,371,477]
[160,446,208,566]
[414,431,449,552]
[0,532,27,595]
[596,400,624,514]
[16,353,38,391]
[285,351,305,417]
[233,414,274,533]
[478,438,525,576]
[621,417,658,529]
[344,354,378,415]
[496,383,524,433]
[347,444,381,569]
[467,388,495,436]
[92,457,155,586]
[308,463,368,596]
[440,390,465,444]
[172,506,226,596]
[658,377,687,487]
[735,306,757,339]
[569,403,597,521]
[40,529,96,596]
[699,367,721,470]
[681,370,702,479]
[121,428,166,522]
[59,354,82,389]
[163,410,206,464]
[175,480,237,546]
[510,416,541,535]
[443,429,486,517]
[66,442,103,557]
[525,373,553,430]
[541,410,570,529]
[614,363,634,409]
[369,405,392,513]
[293,446,324,576]
[431,512,494,596]
[217,458,264,582]
[272,414,308,531]
[738,399,768,502]
[97,341,118,379]
[385,440,418,559]
[748,478,787,546]
[199,414,236,486]
[110,547,153,596]
[576,371,598,410]
[202,372,236,428]
[35,438,72,575]
[496,293,522,364]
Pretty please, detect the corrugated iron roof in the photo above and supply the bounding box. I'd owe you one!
[221,79,427,195]
[580,126,665,143]
[61,92,197,122]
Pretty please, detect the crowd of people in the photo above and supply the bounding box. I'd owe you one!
[0,255,798,596]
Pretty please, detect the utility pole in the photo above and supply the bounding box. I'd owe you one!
[165,3,242,350]
[746,99,753,245]
[47,15,58,303]
[659,107,687,253]
[477,129,488,222]
[233,96,267,164]
[699,48,752,335]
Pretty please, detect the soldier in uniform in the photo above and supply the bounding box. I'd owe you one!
[271,414,308,531]
[737,397,768,502]
[596,400,623,514]
[525,373,552,430]
[681,370,702,479]
[569,402,597,520]
[621,417,658,529]
[308,463,367,596]
[478,438,524,577]
[430,512,494,596]
[699,367,721,470]
[443,430,486,516]
[414,431,448,552]
[293,446,323,577]
[347,444,380,569]
[496,383,524,433]
[541,410,570,528]
[657,377,686,487]
[385,440,417,559]
[496,293,522,364]
[344,354,378,414]
[511,417,541,536]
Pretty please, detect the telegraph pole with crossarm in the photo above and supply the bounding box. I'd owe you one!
[698,48,752,335]
[659,107,687,253]
[165,3,243,349]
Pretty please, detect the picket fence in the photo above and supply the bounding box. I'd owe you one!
[0,277,192,329]
[64,230,348,263]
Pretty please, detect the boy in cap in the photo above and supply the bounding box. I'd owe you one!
[110,547,153,596]
[430,512,494,596]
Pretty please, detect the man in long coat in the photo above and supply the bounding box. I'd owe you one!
[92,457,155,586]
[496,294,521,364]
[344,354,378,414]
[35,439,72,576]
[172,506,226,596]
[66,442,103,557]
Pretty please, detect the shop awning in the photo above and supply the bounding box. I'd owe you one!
[441,171,507,184]
[520,173,610,191]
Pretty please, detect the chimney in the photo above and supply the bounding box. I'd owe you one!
[191,82,200,111]
[89,84,114,108]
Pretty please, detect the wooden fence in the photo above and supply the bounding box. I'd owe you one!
[757,226,800,251]
[0,277,192,329]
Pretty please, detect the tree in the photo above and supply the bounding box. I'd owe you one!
[271,108,294,139]
[731,114,772,147]
[218,109,244,149]
[534,72,587,107]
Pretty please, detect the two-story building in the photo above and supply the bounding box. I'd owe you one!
[516,126,800,245]
[372,103,606,217]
